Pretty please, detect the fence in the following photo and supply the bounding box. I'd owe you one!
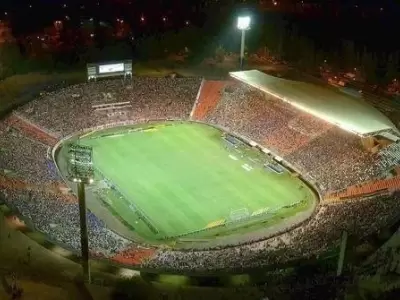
[94,167,159,235]
[168,208,277,241]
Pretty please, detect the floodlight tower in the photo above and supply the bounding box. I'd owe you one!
[67,144,94,283]
[237,16,251,70]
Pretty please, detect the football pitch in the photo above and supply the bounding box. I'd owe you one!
[79,122,316,242]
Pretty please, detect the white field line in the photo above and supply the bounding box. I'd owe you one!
[106,134,125,138]
[242,164,253,171]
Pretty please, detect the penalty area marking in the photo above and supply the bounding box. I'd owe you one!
[106,134,125,138]
[242,164,253,171]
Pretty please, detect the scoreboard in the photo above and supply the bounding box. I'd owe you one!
[87,60,132,81]
[99,63,124,74]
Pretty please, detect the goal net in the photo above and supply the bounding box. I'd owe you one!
[230,208,250,222]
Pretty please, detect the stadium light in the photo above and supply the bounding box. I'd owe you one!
[67,144,94,283]
[237,16,250,30]
[237,16,251,70]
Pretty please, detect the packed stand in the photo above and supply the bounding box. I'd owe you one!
[206,83,330,155]
[1,76,398,272]
[111,246,156,265]
[287,127,384,192]
[0,117,134,257]
[4,115,59,146]
[16,78,201,136]
[204,83,384,193]
[0,128,58,184]
[143,192,400,272]
[378,141,400,172]
[2,187,131,256]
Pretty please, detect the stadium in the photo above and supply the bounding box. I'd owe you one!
[2,65,400,273]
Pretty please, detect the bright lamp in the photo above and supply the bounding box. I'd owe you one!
[237,16,251,30]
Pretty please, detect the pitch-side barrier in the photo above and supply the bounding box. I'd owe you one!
[92,166,159,235]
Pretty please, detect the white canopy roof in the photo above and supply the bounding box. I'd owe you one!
[230,70,398,136]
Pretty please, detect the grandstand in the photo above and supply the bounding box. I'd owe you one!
[191,79,227,120]
[194,70,400,191]
[1,71,400,273]
[230,70,399,137]
[5,113,59,146]
[325,176,400,201]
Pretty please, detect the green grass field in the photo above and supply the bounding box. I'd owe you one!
[79,122,315,241]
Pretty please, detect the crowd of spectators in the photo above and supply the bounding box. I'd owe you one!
[8,79,388,193]
[16,78,201,136]
[206,83,387,192]
[206,84,331,155]
[1,185,131,257]
[0,77,399,274]
[144,193,400,271]
[287,127,384,191]
[0,127,58,184]
[0,77,202,264]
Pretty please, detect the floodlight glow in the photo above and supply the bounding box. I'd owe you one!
[89,178,94,184]
[237,16,251,30]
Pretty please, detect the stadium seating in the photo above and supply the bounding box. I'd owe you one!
[325,176,400,200]
[0,130,58,184]
[5,114,59,146]
[191,80,227,120]
[286,127,383,192]
[1,76,400,273]
[202,83,332,155]
[378,142,400,171]
[197,82,383,191]
[16,78,201,135]
[143,193,400,271]
[111,247,156,265]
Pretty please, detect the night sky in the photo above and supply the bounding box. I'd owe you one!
[1,0,400,37]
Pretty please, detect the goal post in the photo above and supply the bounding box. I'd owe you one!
[229,208,250,222]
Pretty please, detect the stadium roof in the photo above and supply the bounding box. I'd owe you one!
[229,70,398,136]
